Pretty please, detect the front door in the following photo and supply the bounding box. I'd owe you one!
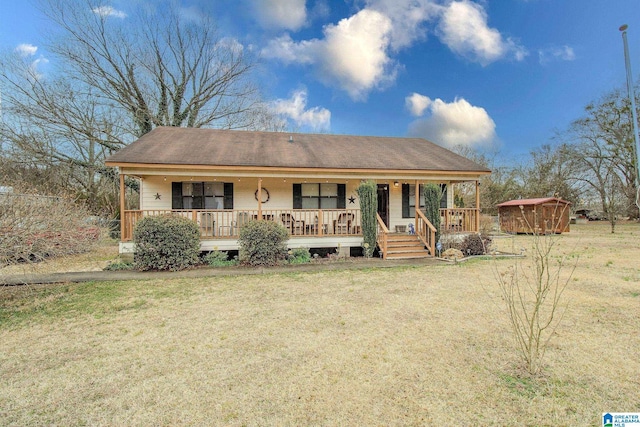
[377,184,389,227]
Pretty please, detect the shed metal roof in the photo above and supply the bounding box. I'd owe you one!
[497,197,571,207]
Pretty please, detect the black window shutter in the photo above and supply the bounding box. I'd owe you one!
[440,184,448,209]
[293,184,302,209]
[223,183,234,209]
[172,182,183,209]
[337,184,346,209]
[402,184,410,218]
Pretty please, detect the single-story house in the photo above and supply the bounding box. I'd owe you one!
[105,127,491,258]
[497,197,571,234]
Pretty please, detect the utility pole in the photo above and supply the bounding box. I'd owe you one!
[619,24,640,210]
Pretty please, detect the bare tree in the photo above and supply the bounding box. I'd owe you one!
[41,0,268,136]
[495,203,575,375]
[448,145,521,214]
[1,0,281,214]
[0,52,129,214]
[564,140,626,233]
[520,143,582,204]
[565,86,640,222]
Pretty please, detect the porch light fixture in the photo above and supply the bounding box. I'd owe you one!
[394,181,399,187]
[163,176,166,182]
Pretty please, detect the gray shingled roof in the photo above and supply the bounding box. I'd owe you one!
[106,127,490,173]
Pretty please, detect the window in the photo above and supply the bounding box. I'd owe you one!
[402,184,447,218]
[204,182,225,209]
[172,182,233,209]
[293,183,346,209]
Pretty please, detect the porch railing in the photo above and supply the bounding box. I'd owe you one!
[440,208,478,233]
[121,208,362,241]
[416,210,437,256]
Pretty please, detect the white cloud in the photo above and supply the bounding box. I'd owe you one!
[263,9,396,100]
[92,5,127,19]
[407,95,496,148]
[15,43,38,57]
[309,0,330,21]
[405,92,432,117]
[271,88,331,132]
[218,37,244,54]
[538,45,576,64]
[251,0,307,31]
[263,1,528,99]
[437,0,527,65]
[179,6,208,25]
[364,0,440,50]
[262,34,317,64]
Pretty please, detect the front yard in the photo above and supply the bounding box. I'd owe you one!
[1,222,639,425]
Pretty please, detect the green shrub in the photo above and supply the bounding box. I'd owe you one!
[423,183,442,243]
[356,180,378,258]
[288,247,311,264]
[460,233,491,256]
[238,220,289,266]
[204,250,237,267]
[103,260,134,271]
[133,214,200,271]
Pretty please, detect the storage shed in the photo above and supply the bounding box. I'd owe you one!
[497,197,571,234]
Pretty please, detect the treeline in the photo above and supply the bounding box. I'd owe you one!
[0,0,638,228]
[462,83,640,231]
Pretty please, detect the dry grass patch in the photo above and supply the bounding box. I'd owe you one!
[1,222,639,425]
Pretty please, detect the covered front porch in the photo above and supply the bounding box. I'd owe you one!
[118,206,480,257]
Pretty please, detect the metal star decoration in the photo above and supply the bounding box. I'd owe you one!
[155,193,161,200]
[348,195,356,204]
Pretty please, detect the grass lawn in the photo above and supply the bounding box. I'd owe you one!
[1,222,639,426]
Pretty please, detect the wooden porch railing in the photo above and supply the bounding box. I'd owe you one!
[439,208,478,233]
[376,213,389,259]
[416,209,437,256]
[121,208,362,241]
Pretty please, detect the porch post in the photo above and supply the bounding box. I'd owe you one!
[475,180,481,232]
[415,179,420,231]
[119,171,125,240]
[257,178,263,218]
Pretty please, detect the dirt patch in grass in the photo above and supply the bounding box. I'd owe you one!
[1,222,639,425]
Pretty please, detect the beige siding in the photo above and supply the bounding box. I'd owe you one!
[138,176,449,232]
[140,176,172,210]
[139,177,362,211]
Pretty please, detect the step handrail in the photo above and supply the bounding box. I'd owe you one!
[376,213,389,259]
[415,209,437,256]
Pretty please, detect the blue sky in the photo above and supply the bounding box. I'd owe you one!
[1,0,640,162]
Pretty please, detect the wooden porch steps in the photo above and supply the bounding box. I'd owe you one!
[383,233,431,259]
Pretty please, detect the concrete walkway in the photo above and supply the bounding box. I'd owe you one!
[1,257,443,286]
